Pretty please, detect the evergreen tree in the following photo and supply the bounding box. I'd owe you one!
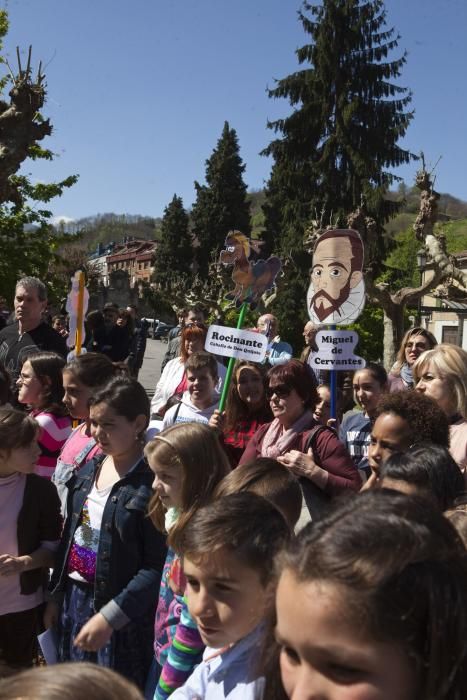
[261,0,415,349]
[152,194,192,292]
[192,121,251,276]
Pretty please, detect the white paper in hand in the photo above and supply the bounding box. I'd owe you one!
[38,627,58,665]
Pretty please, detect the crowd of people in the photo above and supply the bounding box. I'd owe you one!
[0,276,466,699]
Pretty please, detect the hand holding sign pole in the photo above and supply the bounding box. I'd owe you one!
[217,302,248,413]
[307,229,365,419]
[215,231,282,412]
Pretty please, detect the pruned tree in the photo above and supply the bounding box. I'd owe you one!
[0,10,77,303]
[333,163,467,368]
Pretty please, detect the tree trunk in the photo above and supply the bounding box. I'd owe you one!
[382,302,406,371]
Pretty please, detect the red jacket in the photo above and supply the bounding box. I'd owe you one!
[239,421,360,495]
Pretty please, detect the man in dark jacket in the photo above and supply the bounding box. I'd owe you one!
[0,277,67,395]
[160,306,206,373]
[126,305,148,379]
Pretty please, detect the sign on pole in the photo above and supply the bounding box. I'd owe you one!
[205,325,267,363]
[308,330,366,371]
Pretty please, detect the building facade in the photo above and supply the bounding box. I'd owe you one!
[419,250,467,350]
[105,238,158,286]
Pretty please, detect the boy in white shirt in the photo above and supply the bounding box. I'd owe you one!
[170,492,290,699]
[162,352,220,429]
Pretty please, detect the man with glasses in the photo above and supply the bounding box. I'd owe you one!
[160,306,206,373]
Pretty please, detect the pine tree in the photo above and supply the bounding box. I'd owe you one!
[152,194,192,292]
[261,0,415,349]
[192,121,251,276]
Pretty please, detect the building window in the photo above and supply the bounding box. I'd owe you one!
[442,326,458,344]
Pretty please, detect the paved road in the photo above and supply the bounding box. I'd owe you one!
[138,337,167,399]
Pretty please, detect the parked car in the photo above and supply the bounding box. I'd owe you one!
[153,322,175,340]
[142,318,159,336]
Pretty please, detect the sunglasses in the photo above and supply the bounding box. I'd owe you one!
[266,384,292,399]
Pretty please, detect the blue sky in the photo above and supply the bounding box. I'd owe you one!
[3,0,467,222]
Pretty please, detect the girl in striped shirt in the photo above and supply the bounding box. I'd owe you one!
[17,352,72,479]
[144,423,231,699]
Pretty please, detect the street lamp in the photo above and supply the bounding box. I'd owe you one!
[416,248,427,271]
[416,248,427,325]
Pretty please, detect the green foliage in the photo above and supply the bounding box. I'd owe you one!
[263,0,414,253]
[348,305,384,363]
[0,176,78,303]
[0,10,9,94]
[436,219,467,252]
[379,227,420,290]
[222,303,258,331]
[152,194,192,291]
[192,121,251,276]
[247,190,266,239]
[260,0,416,347]
[60,214,160,250]
[0,9,78,304]
[140,282,175,322]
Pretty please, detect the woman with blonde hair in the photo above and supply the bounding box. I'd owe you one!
[387,326,437,392]
[414,343,467,471]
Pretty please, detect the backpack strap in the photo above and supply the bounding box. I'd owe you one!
[172,401,182,423]
[304,424,328,461]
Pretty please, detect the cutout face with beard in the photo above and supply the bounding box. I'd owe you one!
[307,235,364,324]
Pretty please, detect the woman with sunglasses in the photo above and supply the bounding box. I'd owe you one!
[239,360,360,516]
[150,323,226,418]
[387,327,437,392]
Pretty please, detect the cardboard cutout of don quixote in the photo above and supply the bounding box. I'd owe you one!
[307,228,365,326]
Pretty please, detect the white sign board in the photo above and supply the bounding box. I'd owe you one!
[308,330,365,371]
[205,325,267,362]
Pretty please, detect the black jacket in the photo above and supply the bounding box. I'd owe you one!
[0,321,67,387]
[49,456,167,623]
[17,474,62,595]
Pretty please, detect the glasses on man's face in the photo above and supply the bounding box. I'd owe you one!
[266,384,292,400]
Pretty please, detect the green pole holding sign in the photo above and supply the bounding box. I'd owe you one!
[218,301,248,413]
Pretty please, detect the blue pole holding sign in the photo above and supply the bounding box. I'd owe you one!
[329,324,337,420]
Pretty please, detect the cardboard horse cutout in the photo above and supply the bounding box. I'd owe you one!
[220,230,281,309]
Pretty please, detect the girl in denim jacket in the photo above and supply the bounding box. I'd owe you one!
[45,377,166,690]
